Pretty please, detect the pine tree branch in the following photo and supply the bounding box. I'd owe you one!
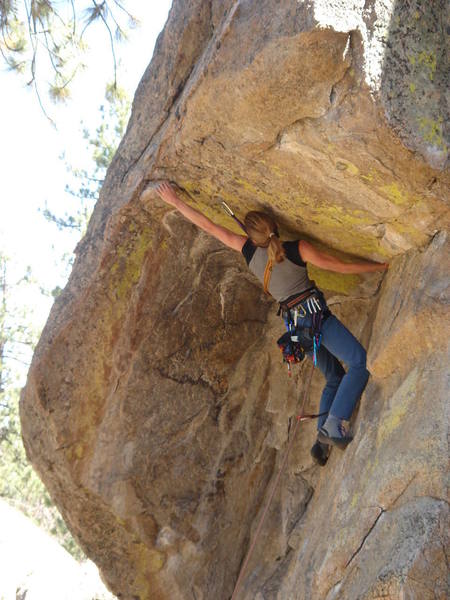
[69,0,76,35]
[110,0,135,23]
[105,4,126,41]
[0,40,16,67]
[45,1,66,30]
[3,354,30,367]
[6,339,35,347]
[41,26,62,77]
[1,22,21,52]
[22,1,56,125]
[92,0,117,88]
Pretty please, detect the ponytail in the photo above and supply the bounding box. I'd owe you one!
[244,211,285,295]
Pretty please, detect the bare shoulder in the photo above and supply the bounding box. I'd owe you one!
[298,239,315,261]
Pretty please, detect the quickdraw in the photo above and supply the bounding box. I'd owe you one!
[221,200,247,233]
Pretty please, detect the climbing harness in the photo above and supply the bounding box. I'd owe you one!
[230,362,327,600]
[277,289,329,372]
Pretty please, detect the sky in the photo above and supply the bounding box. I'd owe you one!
[0,1,173,381]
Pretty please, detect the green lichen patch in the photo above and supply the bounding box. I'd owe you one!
[378,183,411,207]
[381,3,447,167]
[304,204,391,258]
[129,542,166,599]
[417,117,447,151]
[179,173,426,263]
[417,50,437,81]
[308,265,360,295]
[109,221,154,303]
[376,368,419,447]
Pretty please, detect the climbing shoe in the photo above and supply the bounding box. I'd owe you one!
[310,439,329,466]
[317,415,353,450]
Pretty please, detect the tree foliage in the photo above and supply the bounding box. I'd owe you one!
[0,1,137,112]
[43,81,131,236]
[0,1,135,568]
[0,253,85,560]
[0,18,131,557]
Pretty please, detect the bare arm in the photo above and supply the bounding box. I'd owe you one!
[156,182,247,252]
[298,240,388,274]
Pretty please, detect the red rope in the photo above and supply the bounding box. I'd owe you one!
[230,364,316,600]
[296,410,327,422]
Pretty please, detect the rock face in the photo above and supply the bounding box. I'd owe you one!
[21,2,449,599]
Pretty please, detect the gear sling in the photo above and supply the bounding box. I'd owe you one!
[277,287,330,375]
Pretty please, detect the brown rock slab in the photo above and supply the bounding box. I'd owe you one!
[21,2,449,599]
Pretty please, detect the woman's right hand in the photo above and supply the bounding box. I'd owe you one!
[156,181,180,207]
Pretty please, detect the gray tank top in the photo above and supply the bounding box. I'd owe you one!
[242,239,313,302]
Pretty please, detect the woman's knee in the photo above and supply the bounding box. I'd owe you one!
[351,344,368,370]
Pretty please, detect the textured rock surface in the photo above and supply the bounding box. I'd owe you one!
[21,2,448,599]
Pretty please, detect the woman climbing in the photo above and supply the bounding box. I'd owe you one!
[156,182,388,465]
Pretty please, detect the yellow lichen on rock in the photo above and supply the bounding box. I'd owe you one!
[379,182,411,206]
[129,543,166,599]
[376,368,418,447]
[308,264,360,295]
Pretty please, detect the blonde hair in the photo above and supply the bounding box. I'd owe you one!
[244,211,285,294]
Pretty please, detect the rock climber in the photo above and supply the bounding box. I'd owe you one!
[156,181,388,465]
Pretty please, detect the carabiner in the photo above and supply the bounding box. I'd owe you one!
[297,304,307,318]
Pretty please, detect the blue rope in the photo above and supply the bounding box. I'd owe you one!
[313,332,322,365]
[312,311,323,365]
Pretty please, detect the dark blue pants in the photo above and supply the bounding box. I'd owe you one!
[297,314,370,429]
